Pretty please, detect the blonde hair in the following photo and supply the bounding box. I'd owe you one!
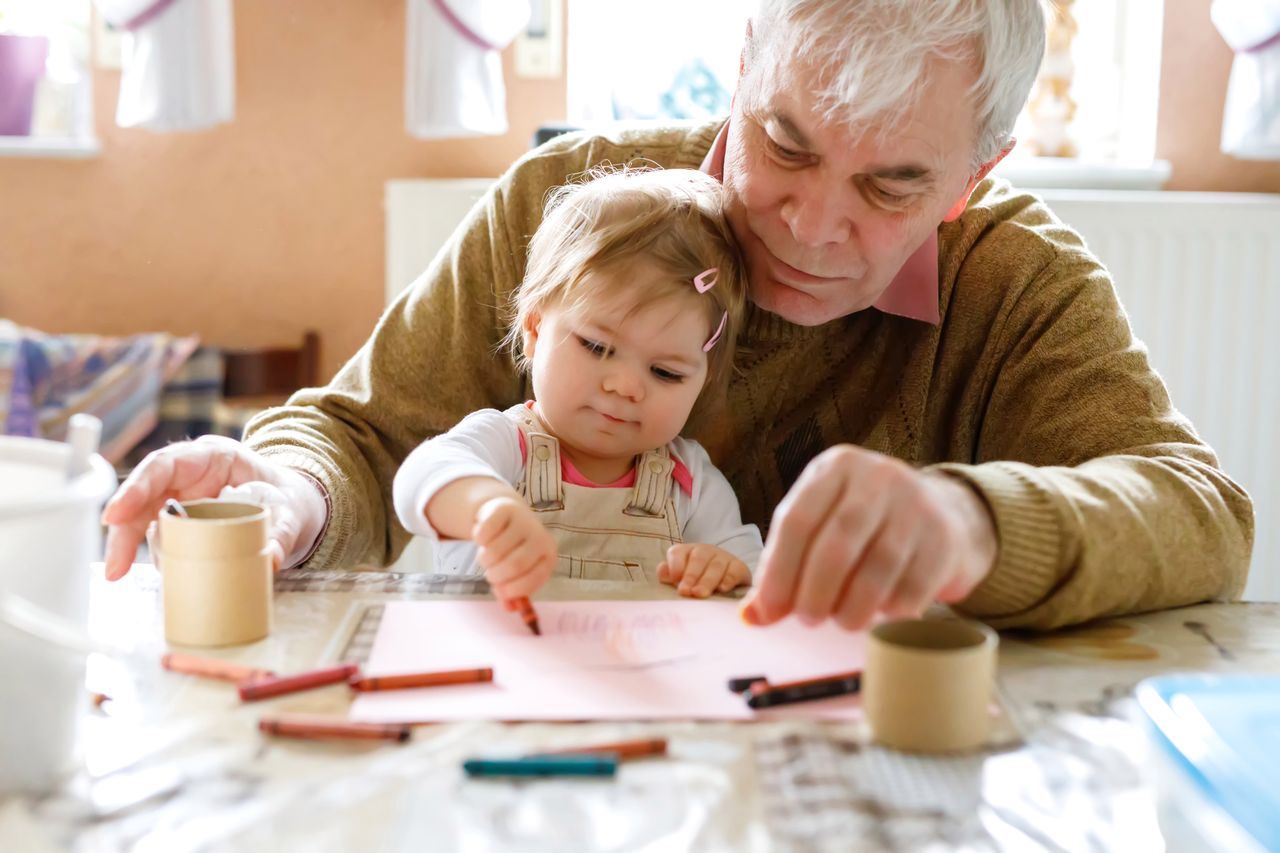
[506,166,747,391]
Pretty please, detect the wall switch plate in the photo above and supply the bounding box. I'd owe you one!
[514,0,562,79]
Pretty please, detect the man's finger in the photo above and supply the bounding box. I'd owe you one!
[744,453,850,624]
[103,522,147,581]
[792,490,886,624]
[833,520,919,631]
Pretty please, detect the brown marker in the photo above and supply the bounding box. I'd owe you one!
[238,664,360,702]
[259,714,412,743]
[349,667,494,692]
[162,653,275,684]
[513,596,541,636]
[543,737,668,760]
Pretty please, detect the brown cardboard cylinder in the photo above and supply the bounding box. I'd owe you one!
[156,500,271,647]
[863,618,998,753]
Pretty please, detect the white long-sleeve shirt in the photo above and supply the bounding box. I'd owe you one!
[393,408,763,573]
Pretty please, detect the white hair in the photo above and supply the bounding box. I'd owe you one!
[748,0,1048,169]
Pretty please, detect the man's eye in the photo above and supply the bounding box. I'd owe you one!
[767,137,806,162]
[868,182,911,206]
[577,336,607,355]
[651,367,685,383]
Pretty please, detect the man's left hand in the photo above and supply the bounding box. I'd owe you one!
[740,445,998,629]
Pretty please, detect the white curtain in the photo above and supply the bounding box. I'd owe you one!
[405,0,530,139]
[1212,0,1280,159]
[95,0,234,132]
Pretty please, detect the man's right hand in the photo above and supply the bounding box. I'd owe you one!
[101,435,328,581]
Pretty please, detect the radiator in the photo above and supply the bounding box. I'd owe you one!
[385,181,1279,600]
[1040,189,1280,601]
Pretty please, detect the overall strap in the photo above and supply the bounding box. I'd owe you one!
[626,446,674,517]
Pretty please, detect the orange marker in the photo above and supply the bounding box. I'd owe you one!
[543,737,667,760]
[238,664,360,702]
[349,667,494,692]
[513,596,541,636]
[162,653,274,684]
[258,714,412,743]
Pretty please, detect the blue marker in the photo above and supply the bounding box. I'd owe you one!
[463,753,619,778]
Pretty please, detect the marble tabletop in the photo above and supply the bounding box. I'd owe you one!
[3,565,1277,852]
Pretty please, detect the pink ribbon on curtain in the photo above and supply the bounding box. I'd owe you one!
[114,0,179,31]
[430,0,502,51]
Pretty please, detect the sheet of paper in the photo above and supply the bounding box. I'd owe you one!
[350,600,866,722]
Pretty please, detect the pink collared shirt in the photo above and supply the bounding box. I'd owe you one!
[699,120,941,325]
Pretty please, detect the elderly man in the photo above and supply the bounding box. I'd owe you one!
[103,0,1252,630]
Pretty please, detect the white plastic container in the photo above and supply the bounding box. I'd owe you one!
[1135,674,1280,853]
[0,433,116,795]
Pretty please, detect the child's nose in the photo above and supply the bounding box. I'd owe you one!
[602,367,643,400]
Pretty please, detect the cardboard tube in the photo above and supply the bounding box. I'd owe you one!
[156,500,272,648]
[862,618,998,753]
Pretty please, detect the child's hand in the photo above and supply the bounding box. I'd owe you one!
[472,496,558,604]
[657,543,752,598]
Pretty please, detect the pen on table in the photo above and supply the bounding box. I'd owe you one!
[238,663,360,702]
[538,737,667,760]
[162,652,275,684]
[512,596,541,636]
[258,714,412,743]
[463,754,619,778]
[744,670,862,709]
[349,667,494,692]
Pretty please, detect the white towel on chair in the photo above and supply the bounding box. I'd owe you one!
[1212,0,1280,159]
[405,0,530,139]
[96,0,235,132]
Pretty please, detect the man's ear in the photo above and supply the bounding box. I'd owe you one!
[521,312,541,361]
[943,139,1016,222]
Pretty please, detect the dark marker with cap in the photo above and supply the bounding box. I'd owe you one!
[745,670,862,709]
[727,674,768,693]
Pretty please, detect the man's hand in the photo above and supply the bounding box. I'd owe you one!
[740,445,997,629]
[101,435,328,581]
[658,543,752,597]
[472,496,558,604]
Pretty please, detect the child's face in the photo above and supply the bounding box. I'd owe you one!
[525,273,712,469]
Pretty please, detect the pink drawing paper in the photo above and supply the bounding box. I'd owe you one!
[349,599,867,722]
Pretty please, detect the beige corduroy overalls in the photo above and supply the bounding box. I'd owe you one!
[503,404,683,582]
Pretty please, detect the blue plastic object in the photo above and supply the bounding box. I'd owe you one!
[1135,674,1280,851]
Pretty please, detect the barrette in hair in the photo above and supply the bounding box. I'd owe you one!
[694,267,727,351]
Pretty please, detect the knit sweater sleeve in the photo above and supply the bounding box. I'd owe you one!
[930,233,1254,630]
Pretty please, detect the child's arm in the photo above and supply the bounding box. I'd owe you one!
[659,440,764,598]
[427,478,558,603]
[392,410,556,601]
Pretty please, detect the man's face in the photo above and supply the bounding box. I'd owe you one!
[722,49,982,325]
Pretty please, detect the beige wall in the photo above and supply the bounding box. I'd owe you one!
[1,0,1277,379]
[1159,0,1280,192]
[0,0,565,380]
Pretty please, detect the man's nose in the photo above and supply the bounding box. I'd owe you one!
[780,190,852,247]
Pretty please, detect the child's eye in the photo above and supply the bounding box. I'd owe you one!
[651,367,685,383]
[577,336,608,356]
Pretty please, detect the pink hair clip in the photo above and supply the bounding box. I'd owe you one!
[694,267,719,293]
[694,267,726,352]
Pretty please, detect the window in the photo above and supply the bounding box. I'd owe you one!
[567,0,1166,188]
[0,0,97,156]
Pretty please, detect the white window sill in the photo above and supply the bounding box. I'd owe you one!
[993,156,1171,191]
[0,136,101,159]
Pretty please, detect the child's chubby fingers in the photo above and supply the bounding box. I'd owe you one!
[492,550,557,600]
[660,543,694,586]
[718,559,752,593]
[689,554,735,598]
[676,546,715,596]
[472,498,518,547]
